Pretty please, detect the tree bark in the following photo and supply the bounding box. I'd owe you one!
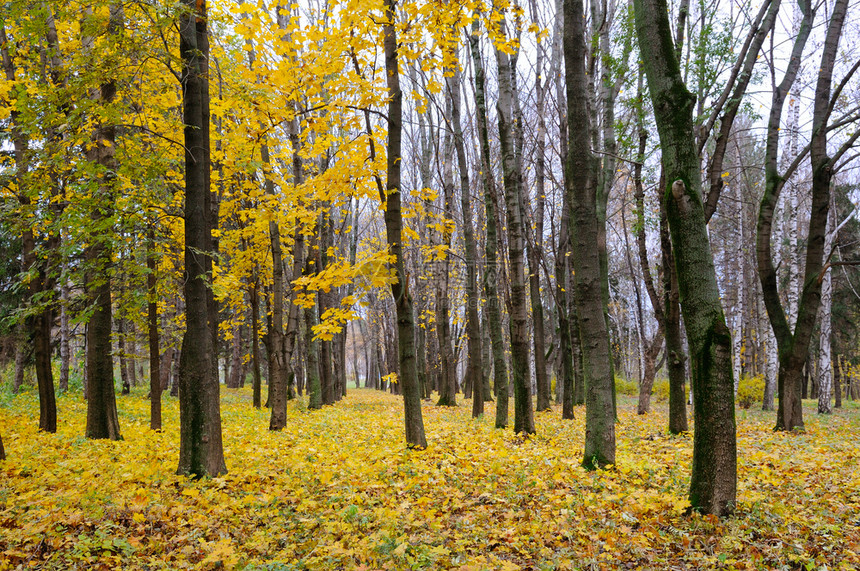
[565,0,614,466]
[250,275,263,408]
[757,0,847,432]
[177,0,226,477]
[495,13,535,436]
[469,15,508,427]
[83,4,123,441]
[2,23,57,432]
[634,0,736,514]
[448,61,483,418]
[148,230,162,430]
[382,0,427,448]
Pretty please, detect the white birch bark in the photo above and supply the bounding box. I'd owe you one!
[817,207,833,414]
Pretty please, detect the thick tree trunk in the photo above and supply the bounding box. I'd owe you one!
[382,0,426,448]
[177,0,226,477]
[635,0,736,514]
[495,14,535,436]
[84,4,123,440]
[565,0,614,466]
[469,16,508,427]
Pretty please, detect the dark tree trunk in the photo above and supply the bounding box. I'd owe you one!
[118,316,130,395]
[177,0,226,477]
[834,355,842,408]
[305,304,322,410]
[250,276,262,408]
[2,24,56,432]
[148,230,162,430]
[635,0,736,514]
[495,14,535,435]
[565,0,614,466]
[757,0,847,432]
[84,4,123,440]
[469,16,508,428]
[382,0,426,448]
[450,63,483,418]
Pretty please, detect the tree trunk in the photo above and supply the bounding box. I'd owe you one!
[495,13,535,436]
[382,0,427,448]
[83,4,123,440]
[2,23,56,432]
[469,15,508,428]
[565,0,614,466]
[177,0,226,477]
[250,276,262,408]
[148,230,162,430]
[59,277,70,392]
[757,0,847,432]
[833,354,842,408]
[447,61,483,417]
[305,304,322,410]
[635,0,736,514]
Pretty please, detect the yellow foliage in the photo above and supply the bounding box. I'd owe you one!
[1,390,858,569]
[737,375,766,409]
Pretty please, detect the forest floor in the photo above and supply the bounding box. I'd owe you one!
[0,385,858,570]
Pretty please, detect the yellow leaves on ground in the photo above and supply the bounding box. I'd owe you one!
[1,390,859,570]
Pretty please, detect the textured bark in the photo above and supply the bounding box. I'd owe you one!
[382,0,426,448]
[84,4,122,441]
[495,14,535,436]
[470,16,508,427]
[817,203,835,414]
[264,138,289,430]
[147,231,162,430]
[565,0,614,466]
[661,186,689,434]
[177,0,226,477]
[757,0,847,432]
[635,0,736,514]
[448,62,483,417]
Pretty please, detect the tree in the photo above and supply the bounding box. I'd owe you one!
[494,9,535,436]
[564,0,615,467]
[176,0,226,477]
[634,0,737,514]
[757,0,854,431]
[469,13,509,428]
[83,3,123,441]
[382,0,427,449]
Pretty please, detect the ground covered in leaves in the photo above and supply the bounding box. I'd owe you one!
[1,387,858,570]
